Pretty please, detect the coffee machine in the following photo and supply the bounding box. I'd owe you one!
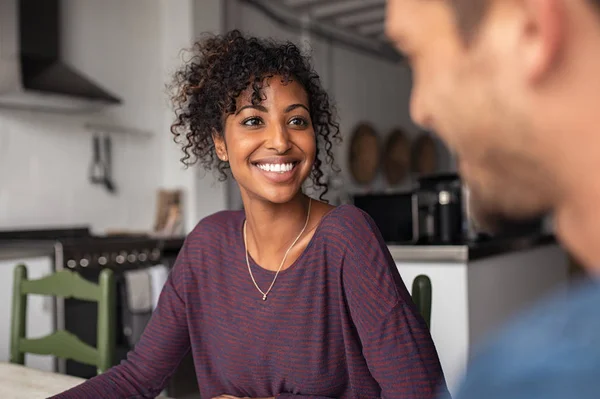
[353,173,543,245]
[352,174,477,245]
[412,173,478,244]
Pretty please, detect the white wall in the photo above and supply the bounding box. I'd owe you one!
[0,0,227,233]
[159,0,227,231]
[328,45,416,194]
[0,0,164,233]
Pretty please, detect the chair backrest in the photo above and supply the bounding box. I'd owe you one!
[411,274,432,329]
[10,264,116,374]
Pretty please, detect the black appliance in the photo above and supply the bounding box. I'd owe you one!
[353,192,417,244]
[354,173,545,246]
[0,227,198,398]
[354,175,470,245]
[413,173,466,244]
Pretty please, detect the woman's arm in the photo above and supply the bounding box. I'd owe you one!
[49,244,193,399]
[341,211,448,399]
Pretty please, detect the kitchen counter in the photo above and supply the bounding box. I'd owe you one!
[0,233,557,263]
[388,234,556,262]
[392,235,566,394]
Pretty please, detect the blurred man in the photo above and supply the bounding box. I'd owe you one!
[385,0,600,398]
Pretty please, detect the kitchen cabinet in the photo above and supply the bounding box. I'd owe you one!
[392,240,569,396]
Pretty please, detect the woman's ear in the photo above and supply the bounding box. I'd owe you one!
[212,131,228,162]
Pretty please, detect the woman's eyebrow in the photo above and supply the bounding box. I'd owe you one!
[235,104,268,115]
[285,104,309,113]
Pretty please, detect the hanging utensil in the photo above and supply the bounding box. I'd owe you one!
[382,128,411,186]
[89,134,105,185]
[103,135,116,194]
[411,132,438,176]
[348,122,380,185]
[88,133,117,194]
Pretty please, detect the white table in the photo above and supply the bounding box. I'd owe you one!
[0,362,172,398]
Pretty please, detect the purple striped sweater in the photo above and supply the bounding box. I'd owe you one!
[52,205,447,399]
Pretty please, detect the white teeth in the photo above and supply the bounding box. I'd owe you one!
[257,163,295,173]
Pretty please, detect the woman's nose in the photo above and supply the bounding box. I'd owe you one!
[266,124,292,154]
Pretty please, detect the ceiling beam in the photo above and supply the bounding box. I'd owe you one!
[310,0,386,19]
[334,8,385,27]
[282,0,348,11]
[358,21,385,36]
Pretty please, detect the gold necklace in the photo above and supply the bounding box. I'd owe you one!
[243,198,312,301]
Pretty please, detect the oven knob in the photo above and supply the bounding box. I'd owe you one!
[80,258,89,268]
[138,252,148,262]
[116,255,125,264]
[127,254,136,263]
[150,248,161,261]
[98,256,108,266]
[67,259,77,269]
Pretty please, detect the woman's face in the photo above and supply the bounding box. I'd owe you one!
[214,76,316,204]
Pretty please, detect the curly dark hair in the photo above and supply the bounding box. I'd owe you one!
[169,29,341,201]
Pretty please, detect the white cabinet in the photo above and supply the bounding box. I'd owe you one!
[394,244,569,396]
[396,261,470,395]
[0,256,55,372]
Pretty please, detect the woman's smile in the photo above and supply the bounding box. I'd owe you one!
[251,155,303,184]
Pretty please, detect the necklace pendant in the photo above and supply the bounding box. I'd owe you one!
[262,294,267,301]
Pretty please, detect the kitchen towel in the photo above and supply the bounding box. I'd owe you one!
[121,269,153,346]
[124,269,152,312]
[147,264,169,310]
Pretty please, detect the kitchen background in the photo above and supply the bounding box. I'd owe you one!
[0,0,453,234]
[0,1,576,398]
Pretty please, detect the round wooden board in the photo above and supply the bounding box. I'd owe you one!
[411,132,438,176]
[348,122,380,185]
[382,128,411,186]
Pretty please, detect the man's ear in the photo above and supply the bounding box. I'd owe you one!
[521,0,565,83]
[212,131,228,162]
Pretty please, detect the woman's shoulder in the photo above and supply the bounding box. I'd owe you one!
[320,204,375,228]
[186,210,244,244]
[318,204,382,244]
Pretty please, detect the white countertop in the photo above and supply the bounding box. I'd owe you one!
[388,234,556,262]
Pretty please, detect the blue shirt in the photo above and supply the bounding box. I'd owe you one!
[443,278,600,399]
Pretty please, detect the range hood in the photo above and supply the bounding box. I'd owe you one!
[0,0,121,112]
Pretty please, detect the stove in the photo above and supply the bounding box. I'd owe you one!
[0,227,183,272]
[0,227,196,397]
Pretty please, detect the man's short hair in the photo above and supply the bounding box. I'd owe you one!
[450,0,600,42]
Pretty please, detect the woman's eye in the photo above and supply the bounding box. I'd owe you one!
[289,117,308,127]
[242,117,263,127]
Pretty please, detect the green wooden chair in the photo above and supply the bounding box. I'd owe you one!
[10,264,116,374]
[411,274,432,329]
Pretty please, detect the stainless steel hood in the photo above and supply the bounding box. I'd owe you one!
[0,0,122,112]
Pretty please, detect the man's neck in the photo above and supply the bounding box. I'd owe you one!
[554,180,600,274]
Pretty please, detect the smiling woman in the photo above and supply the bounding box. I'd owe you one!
[169,30,339,202]
[214,77,317,204]
[50,30,447,399]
